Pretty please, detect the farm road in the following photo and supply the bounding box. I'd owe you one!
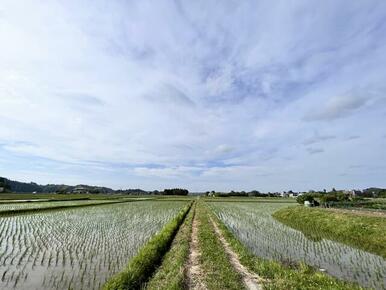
[210,217,263,290]
[187,208,207,290]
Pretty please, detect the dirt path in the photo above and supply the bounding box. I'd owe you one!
[210,218,263,290]
[186,210,207,290]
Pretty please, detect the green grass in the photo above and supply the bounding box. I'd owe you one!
[196,202,244,290]
[203,196,296,203]
[273,206,386,258]
[328,199,386,211]
[103,202,192,290]
[154,196,195,202]
[207,203,365,290]
[145,203,195,290]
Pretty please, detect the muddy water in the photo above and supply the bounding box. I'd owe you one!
[0,201,186,290]
[210,202,386,290]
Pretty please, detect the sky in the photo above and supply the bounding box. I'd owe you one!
[0,0,386,192]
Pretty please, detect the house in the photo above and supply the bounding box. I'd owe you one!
[0,187,4,193]
[289,192,299,198]
[281,191,289,197]
[72,186,89,194]
[350,189,363,197]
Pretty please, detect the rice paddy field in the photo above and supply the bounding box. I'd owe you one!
[208,201,386,289]
[0,196,385,290]
[0,199,126,214]
[0,200,187,290]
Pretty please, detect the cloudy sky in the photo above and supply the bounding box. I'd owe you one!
[1,1,386,192]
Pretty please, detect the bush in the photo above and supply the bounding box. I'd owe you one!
[320,194,338,204]
[296,194,314,205]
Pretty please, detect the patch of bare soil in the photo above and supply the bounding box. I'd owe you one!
[186,210,207,290]
[210,218,263,290]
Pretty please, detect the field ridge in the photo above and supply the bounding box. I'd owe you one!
[210,216,262,290]
[103,202,192,290]
[273,206,386,258]
[187,206,207,290]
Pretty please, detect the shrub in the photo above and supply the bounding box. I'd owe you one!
[296,194,314,205]
[320,194,338,204]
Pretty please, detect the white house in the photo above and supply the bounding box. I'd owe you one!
[72,186,88,194]
[281,191,289,197]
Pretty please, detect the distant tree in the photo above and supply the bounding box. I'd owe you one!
[163,188,189,196]
[0,178,11,192]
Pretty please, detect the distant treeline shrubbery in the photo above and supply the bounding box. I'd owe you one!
[162,188,189,196]
[206,190,273,197]
[115,189,149,195]
[0,177,11,192]
[297,189,386,210]
[0,177,114,194]
[0,177,193,196]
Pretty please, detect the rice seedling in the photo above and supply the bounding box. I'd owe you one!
[0,199,115,213]
[0,200,187,290]
[208,202,386,289]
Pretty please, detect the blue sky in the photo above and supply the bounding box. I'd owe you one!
[0,0,386,191]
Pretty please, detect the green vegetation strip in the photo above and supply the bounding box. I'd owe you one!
[0,199,148,217]
[273,206,386,259]
[197,202,244,290]
[204,198,296,203]
[103,202,192,290]
[207,203,364,290]
[145,203,195,290]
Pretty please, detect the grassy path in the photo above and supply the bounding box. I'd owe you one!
[187,207,207,289]
[210,216,262,290]
[145,203,195,290]
[195,202,245,290]
[103,202,192,290]
[146,201,246,289]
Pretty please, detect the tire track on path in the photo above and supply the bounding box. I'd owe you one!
[187,208,207,290]
[210,217,262,290]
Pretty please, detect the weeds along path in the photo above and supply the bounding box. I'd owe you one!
[145,202,195,289]
[187,206,208,290]
[210,217,262,290]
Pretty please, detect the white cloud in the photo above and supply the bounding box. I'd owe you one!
[0,0,386,191]
[304,94,368,121]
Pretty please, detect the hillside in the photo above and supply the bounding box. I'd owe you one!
[0,177,114,194]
